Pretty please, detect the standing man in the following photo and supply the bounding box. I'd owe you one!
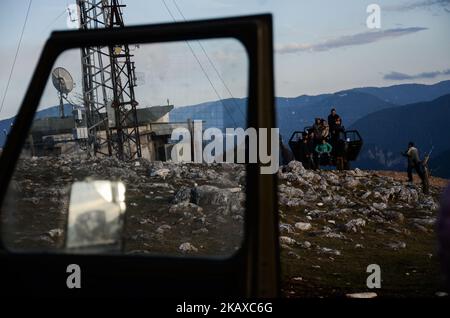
[279,135,294,166]
[299,132,310,169]
[330,116,344,146]
[402,142,429,194]
[328,108,339,131]
[307,130,317,170]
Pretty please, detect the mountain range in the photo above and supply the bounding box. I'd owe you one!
[349,94,450,177]
[170,80,450,177]
[171,79,450,139]
[344,80,450,105]
[1,80,450,178]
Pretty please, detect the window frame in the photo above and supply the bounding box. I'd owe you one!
[0,14,279,298]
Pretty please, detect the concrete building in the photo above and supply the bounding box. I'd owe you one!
[24,105,189,161]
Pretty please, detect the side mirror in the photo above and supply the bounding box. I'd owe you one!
[66,181,126,252]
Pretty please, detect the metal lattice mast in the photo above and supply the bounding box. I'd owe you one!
[77,0,141,160]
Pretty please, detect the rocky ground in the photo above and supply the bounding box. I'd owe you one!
[1,155,448,297]
[2,155,245,256]
[278,161,447,298]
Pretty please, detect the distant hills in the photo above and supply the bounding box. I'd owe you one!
[170,79,450,178]
[344,80,450,105]
[171,80,450,141]
[170,98,247,131]
[349,94,450,177]
[276,91,396,140]
[429,149,450,178]
[170,91,398,140]
[2,80,450,178]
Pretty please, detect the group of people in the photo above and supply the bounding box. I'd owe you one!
[298,108,346,169]
[288,107,431,194]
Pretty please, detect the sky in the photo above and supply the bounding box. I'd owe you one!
[0,0,449,119]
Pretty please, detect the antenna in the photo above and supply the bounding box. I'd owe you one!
[77,0,142,161]
[51,67,74,117]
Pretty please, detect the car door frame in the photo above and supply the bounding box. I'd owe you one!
[0,14,279,298]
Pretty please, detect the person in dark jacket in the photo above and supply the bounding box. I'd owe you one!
[334,138,347,170]
[307,130,317,170]
[298,132,311,169]
[328,108,340,131]
[279,135,294,166]
[330,116,344,147]
[402,141,429,194]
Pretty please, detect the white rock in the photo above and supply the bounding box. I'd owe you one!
[156,224,171,234]
[47,228,63,238]
[411,218,436,226]
[280,236,297,245]
[280,223,294,234]
[286,160,306,174]
[151,168,171,179]
[346,292,377,299]
[295,222,312,231]
[320,247,341,256]
[179,242,198,253]
[169,202,203,215]
[373,202,387,210]
[361,191,371,199]
[386,241,407,250]
[302,241,312,248]
[344,218,366,232]
[344,177,360,188]
[324,232,346,239]
[322,196,333,203]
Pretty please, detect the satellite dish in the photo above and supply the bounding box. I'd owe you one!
[52,67,74,95]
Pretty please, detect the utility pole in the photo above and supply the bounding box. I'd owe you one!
[77,0,141,160]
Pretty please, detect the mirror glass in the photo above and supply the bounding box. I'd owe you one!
[66,180,126,251]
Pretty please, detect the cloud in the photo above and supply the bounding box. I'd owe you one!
[275,27,427,54]
[383,69,450,80]
[384,0,450,12]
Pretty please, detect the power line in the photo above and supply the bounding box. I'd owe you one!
[42,7,67,32]
[172,0,246,121]
[0,0,33,115]
[160,0,238,127]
